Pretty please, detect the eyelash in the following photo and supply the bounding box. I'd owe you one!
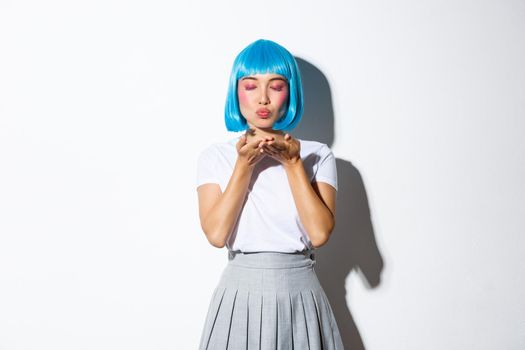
[244,86,284,91]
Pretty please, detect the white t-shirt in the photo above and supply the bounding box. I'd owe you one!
[196,135,338,253]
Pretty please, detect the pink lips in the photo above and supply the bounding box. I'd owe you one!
[256,108,271,118]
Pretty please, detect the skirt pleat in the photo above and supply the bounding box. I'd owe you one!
[247,291,262,349]
[276,292,293,349]
[228,289,249,349]
[198,251,344,350]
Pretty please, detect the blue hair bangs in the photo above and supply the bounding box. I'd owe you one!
[225,39,304,132]
[234,46,292,82]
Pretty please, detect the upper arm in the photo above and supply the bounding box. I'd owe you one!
[311,143,337,218]
[197,183,222,227]
[311,181,336,219]
[196,145,223,226]
[313,144,338,192]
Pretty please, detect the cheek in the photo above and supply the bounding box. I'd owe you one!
[238,90,249,105]
[275,91,289,108]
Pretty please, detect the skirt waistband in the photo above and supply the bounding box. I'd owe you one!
[227,249,316,269]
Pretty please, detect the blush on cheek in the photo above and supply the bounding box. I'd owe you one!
[238,90,248,104]
[274,92,289,108]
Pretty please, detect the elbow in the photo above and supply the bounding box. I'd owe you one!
[202,227,228,248]
[200,218,228,248]
[309,229,330,248]
[310,235,330,249]
[309,220,335,249]
[208,235,226,248]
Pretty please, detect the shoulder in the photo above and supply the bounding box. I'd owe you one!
[298,138,333,157]
[197,143,218,161]
[198,136,240,159]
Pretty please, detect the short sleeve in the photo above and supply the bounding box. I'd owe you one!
[313,144,338,191]
[196,145,220,188]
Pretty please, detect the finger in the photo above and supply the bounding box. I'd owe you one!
[262,139,277,148]
[264,144,279,155]
[260,145,272,154]
[263,139,274,147]
[268,141,285,151]
[236,135,247,150]
[264,142,282,154]
[261,147,275,157]
[249,139,263,149]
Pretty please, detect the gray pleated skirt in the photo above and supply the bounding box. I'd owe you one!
[198,249,344,349]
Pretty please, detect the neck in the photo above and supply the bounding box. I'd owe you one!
[246,126,285,139]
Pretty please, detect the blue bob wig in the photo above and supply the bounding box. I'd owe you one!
[224,39,304,132]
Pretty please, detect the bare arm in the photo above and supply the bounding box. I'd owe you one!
[283,160,336,248]
[261,134,337,248]
[197,135,272,248]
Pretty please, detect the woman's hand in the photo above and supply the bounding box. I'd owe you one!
[236,133,274,167]
[260,133,301,167]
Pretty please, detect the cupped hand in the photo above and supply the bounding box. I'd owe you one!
[259,133,301,166]
[236,133,275,167]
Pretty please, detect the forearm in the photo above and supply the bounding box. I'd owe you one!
[284,159,335,248]
[202,158,253,248]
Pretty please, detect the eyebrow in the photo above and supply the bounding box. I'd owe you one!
[240,76,287,82]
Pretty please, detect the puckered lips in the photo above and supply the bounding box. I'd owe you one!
[256,107,271,119]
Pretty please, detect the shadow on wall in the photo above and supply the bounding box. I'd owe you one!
[293,57,385,350]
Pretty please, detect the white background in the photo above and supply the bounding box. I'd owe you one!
[1,0,524,349]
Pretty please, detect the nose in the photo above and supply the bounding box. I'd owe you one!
[258,91,270,105]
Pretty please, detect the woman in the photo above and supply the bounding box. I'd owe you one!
[197,39,344,349]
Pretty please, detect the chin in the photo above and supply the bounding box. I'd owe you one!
[249,119,274,127]
[256,123,276,130]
